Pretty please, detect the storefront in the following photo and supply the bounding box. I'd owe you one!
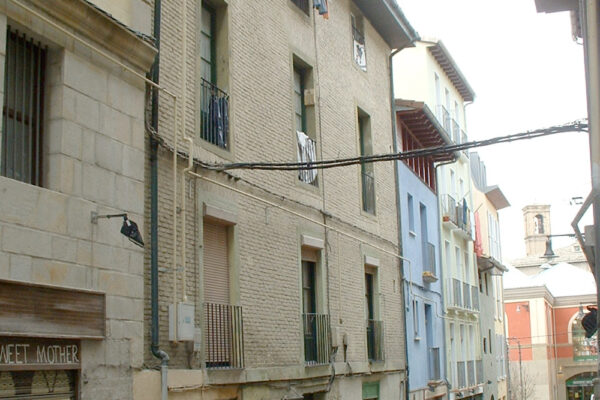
[566,372,596,400]
[0,280,105,400]
[0,337,80,399]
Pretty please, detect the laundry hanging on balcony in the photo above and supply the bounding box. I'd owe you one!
[208,93,229,149]
[313,0,329,19]
[296,131,318,184]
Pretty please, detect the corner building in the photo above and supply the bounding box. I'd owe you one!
[0,0,156,398]
[136,1,418,399]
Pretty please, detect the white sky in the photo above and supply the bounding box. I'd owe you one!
[395,0,592,261]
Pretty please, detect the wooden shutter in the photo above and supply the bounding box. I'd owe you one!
[203,220,229,304]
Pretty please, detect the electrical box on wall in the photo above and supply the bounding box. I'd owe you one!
[168,303,195,341]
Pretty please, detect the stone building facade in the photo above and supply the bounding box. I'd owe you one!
[0,0,155,399]
[135,1,418,399]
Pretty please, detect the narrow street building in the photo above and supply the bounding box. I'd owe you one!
[471,152,510,400]
[136,1,418,399]
[394,99,454,399]
[394,39,482,400]
[0,0,156,398]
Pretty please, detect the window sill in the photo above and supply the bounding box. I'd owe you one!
[414,336,421,341]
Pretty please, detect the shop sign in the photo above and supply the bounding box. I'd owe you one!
[0,337,80,371]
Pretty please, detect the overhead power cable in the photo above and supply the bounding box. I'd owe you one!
[196,120,588,172]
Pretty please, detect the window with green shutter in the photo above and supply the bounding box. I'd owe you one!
[362,381,379,399]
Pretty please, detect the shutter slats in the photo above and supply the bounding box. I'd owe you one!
[203,221,229,304]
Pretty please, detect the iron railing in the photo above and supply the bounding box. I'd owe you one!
[200,78,229,150]
[476,359,484,384]
[461,130,469,157]
[362,170,376,214]
[452,119,460,143]
[429,347,441,381]
[204,303,244,369]
[452,278,462,308]
[441,194,457,225]
[291,0,310,14]
[366,319,384,362]
[455,201,472,236]
[1,28,46,186]
[437,105,451,133]
[423,242,436,277]
[467,360,475,386]
[471,285,480,311]
[457,361,466,388]
[303,313,331,365]
[463,282,471,309]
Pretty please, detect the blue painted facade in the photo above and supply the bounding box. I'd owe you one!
[397,148,446,395]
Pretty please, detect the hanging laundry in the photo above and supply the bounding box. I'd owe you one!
[296,131,318,184]
[313,0,329,19]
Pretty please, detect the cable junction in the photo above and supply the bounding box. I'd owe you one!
[196,120,588,172]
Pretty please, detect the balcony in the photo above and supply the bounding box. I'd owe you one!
[366,319,384,362]
[462,282,471,309]
[476,359,483,384]
[452,119,460,143]
[455,200,472,239]
[361,170,376,214]
[451,278,462,308]
[457,361,466,388]
[441,194,457,227]
[467,360,475,386]
[200,78,230,150]
[471,285,480,311]
[303,313,331,366]
[204,303,244,369]
[422,242,438,282]
[437,105,452,133]
[461,130,469,158]
[428,347,441,381]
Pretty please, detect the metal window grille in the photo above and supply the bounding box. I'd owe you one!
[1,28,46,185]
[204,302,244,369]
[302,313,331,365]
[291,0,310,14]
[200,78,229,149]
[428,347,441,380]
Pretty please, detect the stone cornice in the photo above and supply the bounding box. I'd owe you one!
[24,0,157,71]
[504,285,555,304]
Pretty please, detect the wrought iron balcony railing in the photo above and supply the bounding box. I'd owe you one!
[463,282,472,309]
[471,285,480,311]
[361,170,376,214]
[200,78,229,150]
[303,313,331,366]
[457,361,466,388]
[204,302,244,369]
[455,201,472,237]
[452,119,460,143]
[366,319,384,362]
[441,194,457,225]
[437,105,451,133]
[429,347,441,381]
[476,359,484,384]
[467,360,475,386]
[452,278,462,308]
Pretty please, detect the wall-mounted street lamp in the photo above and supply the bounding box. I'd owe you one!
[91,212,144,248]
[543,233,577,259]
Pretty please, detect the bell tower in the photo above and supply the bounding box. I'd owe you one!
[523,205,551,256]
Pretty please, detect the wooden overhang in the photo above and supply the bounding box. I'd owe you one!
[395,99,457,162]
[485,185,510,210]
[477,255,508,275]
[427,41,475,103]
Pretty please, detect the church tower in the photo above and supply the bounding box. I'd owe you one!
[523,205,551,256]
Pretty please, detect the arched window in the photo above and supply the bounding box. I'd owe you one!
[569,309,598,361]
[534,214,544,234]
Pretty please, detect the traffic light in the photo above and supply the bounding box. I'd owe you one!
[582,307,598,338]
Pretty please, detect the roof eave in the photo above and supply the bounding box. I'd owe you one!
[427,40,476,102]
[353,0,420,50]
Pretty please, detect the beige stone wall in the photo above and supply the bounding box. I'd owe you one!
[143,0,405,397]
[0,2,152,399]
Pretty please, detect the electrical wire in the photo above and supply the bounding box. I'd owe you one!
[195,120,588,172]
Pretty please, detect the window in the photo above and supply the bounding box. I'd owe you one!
[351,14,366,71]
[407,194,415,233]
[412,299,419,338]
[291,0,310,14]
[199,2,230,149]
[358,110,375,214]
[1,27,47,186]
[365,267,383,361]
[294,61,317,186]
[362,382,379,400]
[450,169,456,197]
[434,73,441,109]
[534,214,544,234]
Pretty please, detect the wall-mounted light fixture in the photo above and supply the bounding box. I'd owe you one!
[91,212,144,248]
[543,233,577,259]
